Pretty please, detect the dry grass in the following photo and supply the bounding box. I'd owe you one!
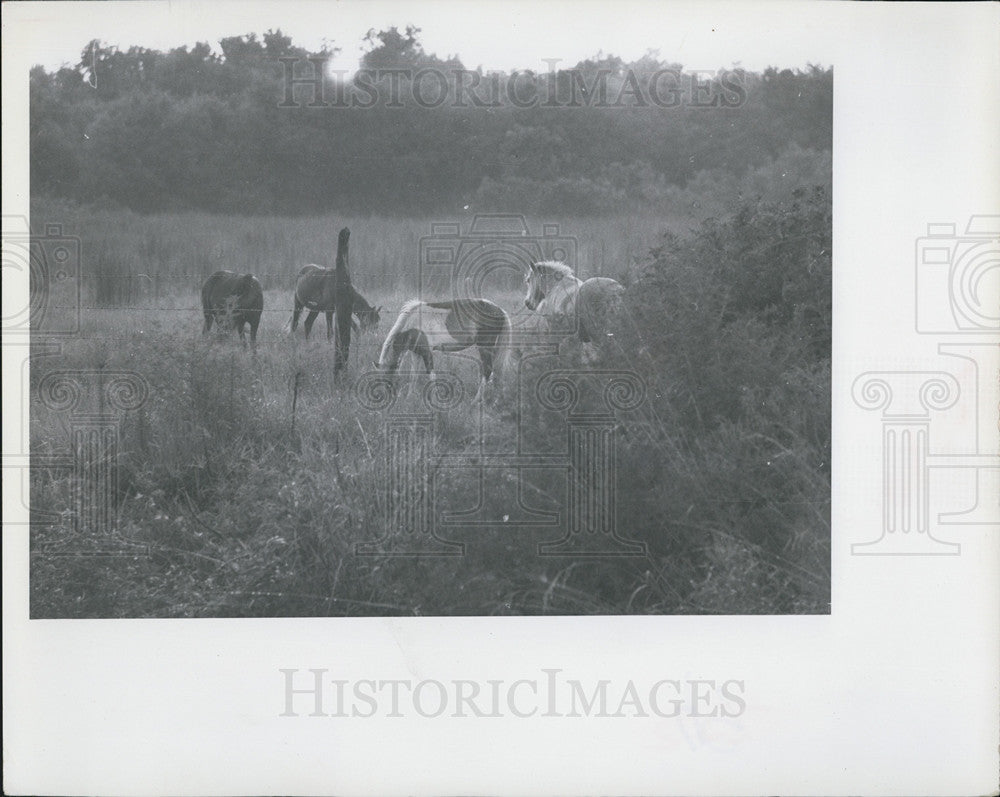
[34,197,696,307]
[28,200,830,617]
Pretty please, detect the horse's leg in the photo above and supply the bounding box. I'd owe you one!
[578,303,600,364]
[394,334,421,397]
[303,310,319,339]
[414,333,434,376]
[249,315,259,351]
[291,296,303,332]
[398,351,416,397]
[420,348,435,397]
[326,312,334,342]
[231,311,247,347]
[473,346,494,402]
[203,307,214,335]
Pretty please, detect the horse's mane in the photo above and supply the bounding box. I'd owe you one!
[533,260,576,279]
[379,299,423,365]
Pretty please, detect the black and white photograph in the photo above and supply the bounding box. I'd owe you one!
[3,1,997,795]
[25,14,832,619]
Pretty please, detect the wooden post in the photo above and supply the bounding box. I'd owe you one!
[333,227,353,377]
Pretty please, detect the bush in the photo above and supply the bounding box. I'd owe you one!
[610,187,831,612]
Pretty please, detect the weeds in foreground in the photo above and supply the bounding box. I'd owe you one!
[29,195,830,617]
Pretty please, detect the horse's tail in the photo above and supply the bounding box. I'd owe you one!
[201,272,218,311]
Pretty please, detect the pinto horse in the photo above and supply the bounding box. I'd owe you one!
[374,299,513,401]
[290,266,382,340]
[523,260,624,357]
[201,271,264,349]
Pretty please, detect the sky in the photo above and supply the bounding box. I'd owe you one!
[7,0,841,75]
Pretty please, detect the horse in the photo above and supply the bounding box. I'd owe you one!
[374,298,513,401]
[523,260,624,358]
[290,266,382,340]
[201,271,263,349]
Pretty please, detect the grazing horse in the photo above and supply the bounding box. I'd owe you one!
[201,271,263,349]
[374,299,513,401]
[523,261,624,356]
[291,267,382,340]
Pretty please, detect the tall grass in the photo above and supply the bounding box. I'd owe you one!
[32,197,695,308]
[29,195,830,617]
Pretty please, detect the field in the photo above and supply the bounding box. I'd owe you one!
[28,197,831,617]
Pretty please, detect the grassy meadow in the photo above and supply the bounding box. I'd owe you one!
[29,196,831,617]
[36,196,691,305]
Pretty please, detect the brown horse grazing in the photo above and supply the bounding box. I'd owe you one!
[201,271,263,349]
[374,299,513,401]
[290,267,381,340]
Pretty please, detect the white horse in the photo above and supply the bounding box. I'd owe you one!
[523,261,624,359]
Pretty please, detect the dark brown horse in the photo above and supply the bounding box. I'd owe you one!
[201,271,263,349]
[290,269,381,340]
[290,229,381,360]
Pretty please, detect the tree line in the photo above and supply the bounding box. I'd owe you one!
[30,27,832,216]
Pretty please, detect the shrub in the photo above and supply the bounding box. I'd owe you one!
[610,187,831,612]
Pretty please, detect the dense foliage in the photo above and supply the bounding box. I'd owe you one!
[31,27,831,215]
[613,187,832,611]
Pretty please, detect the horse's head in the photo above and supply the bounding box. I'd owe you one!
[358,304,382,334]
[372,316,395,373]
[371,351,397,374]
[524,264,545,310]
[525,262,569,311]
